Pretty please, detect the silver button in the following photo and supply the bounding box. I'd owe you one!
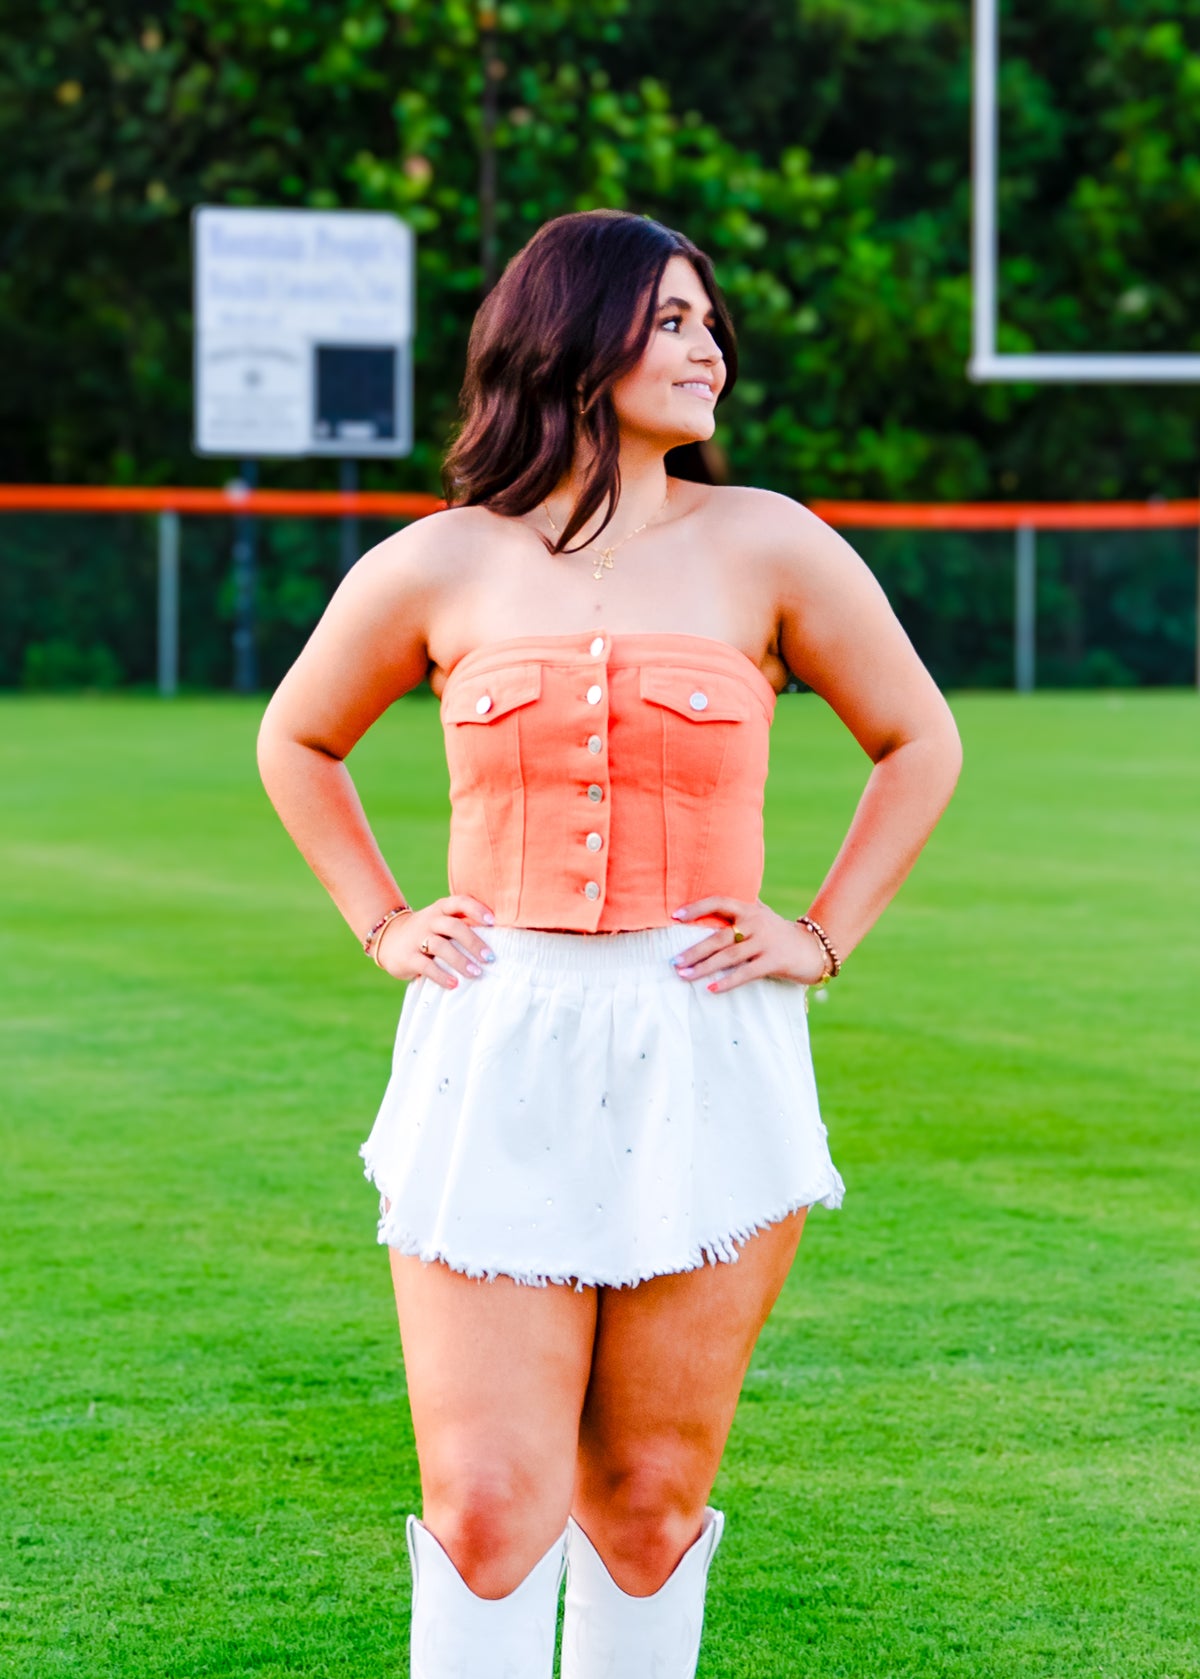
[586,684,603,705]
[589,636,605,656]
[689,691,709,711]
[584,881,600,901]
[475,693,493,715]
[587,784,603,802]
[587,734,602,754]
[585,831,602,852]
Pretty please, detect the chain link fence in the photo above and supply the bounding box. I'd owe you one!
[1,506,1196,693]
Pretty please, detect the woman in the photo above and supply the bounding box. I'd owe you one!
[257,208,962,1678]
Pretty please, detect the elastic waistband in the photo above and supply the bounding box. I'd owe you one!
[468,921,703,980]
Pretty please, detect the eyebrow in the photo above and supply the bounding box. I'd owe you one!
[658,295,717,320]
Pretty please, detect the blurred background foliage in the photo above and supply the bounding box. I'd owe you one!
[1,0,1198,687]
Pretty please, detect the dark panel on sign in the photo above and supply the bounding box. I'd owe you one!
[313,345,397,442]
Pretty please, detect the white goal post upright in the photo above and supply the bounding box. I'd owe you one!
[970,0,1200,689]
[971,0,1200,384]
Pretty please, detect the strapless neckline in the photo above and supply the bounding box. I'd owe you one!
[441,629,779,711]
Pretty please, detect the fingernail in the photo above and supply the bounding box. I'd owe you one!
[481,949,496,963]
[467,962,482,977]
[677,966,695,978]
[671,909,689,920]
[483,911,495,925]
[668,954,683,966]
[707,982,719,992]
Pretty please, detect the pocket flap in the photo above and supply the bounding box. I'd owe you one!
[442,662,543,725]
[639,666,755,723]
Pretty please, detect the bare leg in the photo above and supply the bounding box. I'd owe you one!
[572,1206,808,1594]
[389,1249,597,1598]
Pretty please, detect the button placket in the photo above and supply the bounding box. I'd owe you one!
[577,652,610,914]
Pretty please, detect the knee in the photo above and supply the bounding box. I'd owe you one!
[422,1456,565,1597]
[576,1446,710,1594]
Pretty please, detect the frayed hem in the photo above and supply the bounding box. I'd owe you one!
[366,1180,847,1293]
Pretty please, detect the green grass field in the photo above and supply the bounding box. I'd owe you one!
[2,689,1198,1679]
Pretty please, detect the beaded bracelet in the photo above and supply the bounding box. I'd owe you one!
[796,914,842,982]
[363,904,412,965]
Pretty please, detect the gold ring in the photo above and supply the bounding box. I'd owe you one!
[419,937,432,957]
[732,925,747,943]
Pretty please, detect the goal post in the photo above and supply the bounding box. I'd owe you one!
[970,0,1200,688]
[970,0,1200,384]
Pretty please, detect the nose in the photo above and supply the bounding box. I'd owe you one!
[691,337,723,383]
[692,325,723,366]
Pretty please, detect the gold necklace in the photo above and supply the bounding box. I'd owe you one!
[543,485,670,581]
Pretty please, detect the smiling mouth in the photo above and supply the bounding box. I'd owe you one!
[674,382,715,399]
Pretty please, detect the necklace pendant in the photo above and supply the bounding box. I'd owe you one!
[591,551,614,581]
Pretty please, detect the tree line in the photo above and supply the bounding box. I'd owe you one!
[1,1,1196,687]
[5,0,1200,498]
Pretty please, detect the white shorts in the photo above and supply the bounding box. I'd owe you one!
[359,922,846,1290]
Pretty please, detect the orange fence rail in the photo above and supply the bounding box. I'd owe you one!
[808,499,1200,530]
[0,485,444,517]
[3,484,1200,528]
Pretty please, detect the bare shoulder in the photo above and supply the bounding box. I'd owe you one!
[700,484,844,566]
[258,505,514,754]
[351,503,501,598]
[727,486,886,618]
[684,480,835,570]
[692,485,862,619]
[680,483,956,762]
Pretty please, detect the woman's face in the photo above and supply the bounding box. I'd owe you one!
[605,255,726,450]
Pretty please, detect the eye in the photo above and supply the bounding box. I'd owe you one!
[659,313,718,336]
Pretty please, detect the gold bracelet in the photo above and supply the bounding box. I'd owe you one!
[363,904,412,964]
[797,913,842,981]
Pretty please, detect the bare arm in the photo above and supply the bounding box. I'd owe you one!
[772,496,963,961]
[256,516,493,984]
[675,492,962,987]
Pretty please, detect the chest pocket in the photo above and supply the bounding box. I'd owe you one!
[638,666,764,799]
[442,664,543,794]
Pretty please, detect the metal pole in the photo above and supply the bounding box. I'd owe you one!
[157,509,179,697]
[338,458,359,579]
[970,0,999,375]
[1015,521,1036,693]
[232,460,258,694]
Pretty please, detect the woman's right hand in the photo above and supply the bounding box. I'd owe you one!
[374,895,497,989]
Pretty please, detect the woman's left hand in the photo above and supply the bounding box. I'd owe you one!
[669,897,829,992]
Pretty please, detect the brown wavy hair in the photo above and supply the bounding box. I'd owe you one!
[441,209,738,556]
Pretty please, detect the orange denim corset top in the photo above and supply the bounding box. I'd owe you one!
[438,629,778,933]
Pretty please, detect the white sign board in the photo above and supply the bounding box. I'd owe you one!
[193,206,414,456]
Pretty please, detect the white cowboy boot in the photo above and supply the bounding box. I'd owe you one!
[406,1514,567,1679]
[560,1506,725,1679]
